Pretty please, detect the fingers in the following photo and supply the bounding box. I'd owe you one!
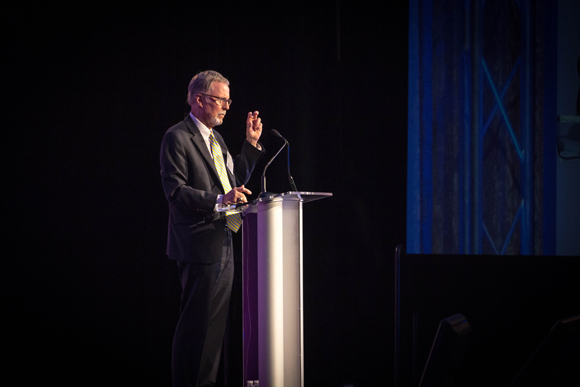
[224,186,252,204]
[246,111,255,125]
[224,191,245,204]
[235,185,252,195]
[246,111,263,147]
[233,193,247,204]
[247,111,261,128]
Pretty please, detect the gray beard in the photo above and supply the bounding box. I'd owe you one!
[210,116,223,127]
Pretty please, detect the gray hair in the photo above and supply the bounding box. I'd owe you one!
[187,70,230,106]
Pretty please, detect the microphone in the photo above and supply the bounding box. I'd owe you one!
[260,129,287,197]
[271,129,298,192]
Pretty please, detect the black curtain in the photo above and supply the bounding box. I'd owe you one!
[4,2,408,385]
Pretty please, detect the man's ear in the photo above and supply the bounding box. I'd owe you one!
[196,94,204,108]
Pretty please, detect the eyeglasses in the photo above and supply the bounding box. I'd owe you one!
[200,93,232,107]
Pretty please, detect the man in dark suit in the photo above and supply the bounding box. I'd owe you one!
[160,70,265,387]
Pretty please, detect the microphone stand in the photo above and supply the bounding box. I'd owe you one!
[271,129,298,192]
[260,131,287,198]
[284,137,298,192]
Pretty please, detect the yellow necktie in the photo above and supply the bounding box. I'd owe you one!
[209,131,242,232]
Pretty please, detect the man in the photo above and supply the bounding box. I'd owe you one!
[160,70,265,387]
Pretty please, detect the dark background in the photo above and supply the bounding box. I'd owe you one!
[4,2,408,386]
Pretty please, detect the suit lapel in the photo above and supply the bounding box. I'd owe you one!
[184,116,221,185]
[184,115,235,192]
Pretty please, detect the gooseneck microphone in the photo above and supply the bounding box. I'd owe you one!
[260,129,287,197]
[270,129,298,192]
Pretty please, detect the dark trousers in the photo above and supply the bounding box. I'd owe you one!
[172,229,234,387]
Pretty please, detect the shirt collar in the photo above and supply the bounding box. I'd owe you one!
[189,112,212,140]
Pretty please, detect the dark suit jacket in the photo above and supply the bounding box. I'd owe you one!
[160,114,264,263]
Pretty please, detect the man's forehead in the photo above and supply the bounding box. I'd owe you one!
[209,81,229,96]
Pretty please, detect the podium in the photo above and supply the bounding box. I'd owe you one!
[239,192,332,387]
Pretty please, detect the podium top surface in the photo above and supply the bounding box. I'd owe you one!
[217,191,332,213]
[260,191,333,202]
